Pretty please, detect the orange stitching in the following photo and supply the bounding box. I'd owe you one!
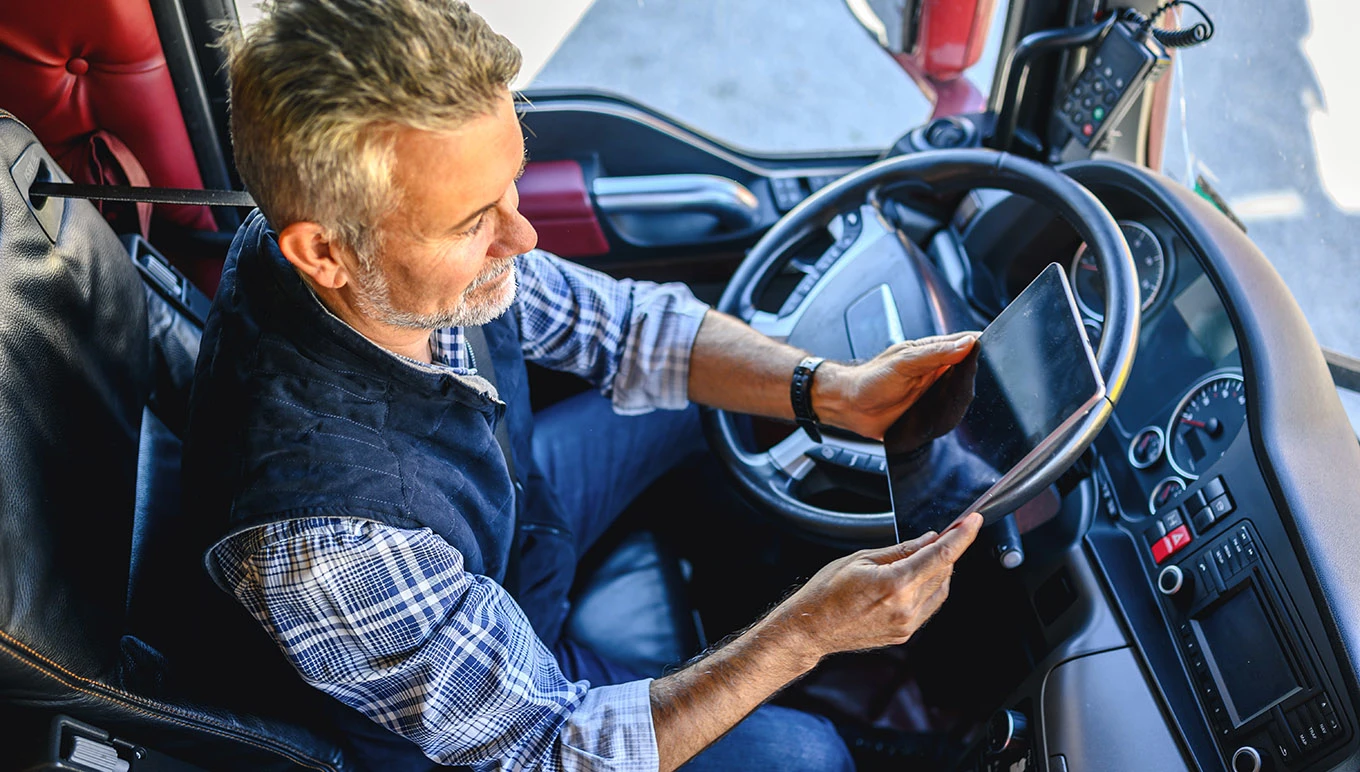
[0,630,339,771]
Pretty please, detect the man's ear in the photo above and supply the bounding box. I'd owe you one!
[277,221,352,290]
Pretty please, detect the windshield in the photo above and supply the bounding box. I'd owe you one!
[234,0,1356,430]
[1159,0,1360,433]
[473,0,1007,155]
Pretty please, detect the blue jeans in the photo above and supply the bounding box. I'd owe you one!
[532,391,854,772]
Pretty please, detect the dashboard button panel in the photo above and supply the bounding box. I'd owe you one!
[1188,475,1234,536]
[1155,521,1350,769]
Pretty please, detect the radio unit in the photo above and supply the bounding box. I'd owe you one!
[1156,521,1348,770]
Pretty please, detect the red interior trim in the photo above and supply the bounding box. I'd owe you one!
[0,0,216,232]
[518,160,609,258]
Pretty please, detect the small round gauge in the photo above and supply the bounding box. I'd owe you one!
[1070,220,1167,321]
[1150,476,1186,515]
[1166,371,1247,480]
[1128,425,1166,470]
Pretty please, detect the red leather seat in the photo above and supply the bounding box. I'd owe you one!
[0,0,222,284]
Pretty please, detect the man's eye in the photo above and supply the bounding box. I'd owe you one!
[462,215,486,237]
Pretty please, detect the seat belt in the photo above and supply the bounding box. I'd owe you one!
[463,324,515,482]
[29,181,256,208]
[463,324,522,593]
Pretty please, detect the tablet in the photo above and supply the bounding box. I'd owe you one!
[886,262,1106,541]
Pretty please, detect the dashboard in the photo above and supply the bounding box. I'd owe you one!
[995,199,1246,524]
[947,168,1360,772]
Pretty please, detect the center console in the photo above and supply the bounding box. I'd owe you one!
[1147,473,1351,770]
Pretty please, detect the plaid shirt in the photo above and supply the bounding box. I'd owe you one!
[208,250,709,770]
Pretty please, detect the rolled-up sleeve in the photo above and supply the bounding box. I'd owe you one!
[514,249,709,415]
[208,518,659,771]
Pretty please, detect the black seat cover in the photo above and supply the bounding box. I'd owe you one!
[0,110,349,770]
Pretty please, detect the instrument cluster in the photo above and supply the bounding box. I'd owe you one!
[1068,218,1247,521]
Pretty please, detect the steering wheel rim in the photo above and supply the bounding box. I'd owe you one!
[702,148,1140,543]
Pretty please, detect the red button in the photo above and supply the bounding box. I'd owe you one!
[1082,123,1094,137]
[66,57,89,76]
[1152,525,1192,564]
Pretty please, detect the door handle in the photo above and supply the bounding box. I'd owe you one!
[592,174,760,230]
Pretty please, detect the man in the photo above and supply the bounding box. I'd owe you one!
[187,1,983,769]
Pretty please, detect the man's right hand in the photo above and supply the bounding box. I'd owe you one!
[767,511,984,663]
[650,512,982,771]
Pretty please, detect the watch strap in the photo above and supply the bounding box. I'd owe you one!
[791,356,826,443]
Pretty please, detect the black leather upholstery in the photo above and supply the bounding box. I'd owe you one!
[567,532,703,678]
[0,111,350,771]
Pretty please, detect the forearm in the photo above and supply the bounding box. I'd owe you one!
[649,611,819,771]
[685,309,855,429]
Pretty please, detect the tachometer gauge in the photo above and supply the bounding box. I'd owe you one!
[1166,371,1247,480]
[1070,220,1166,321]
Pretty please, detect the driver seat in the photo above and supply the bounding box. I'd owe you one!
[0,111,351,769]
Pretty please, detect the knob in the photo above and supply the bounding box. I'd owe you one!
[1158,564,1187,596]
[987,709,1029,756]
[988,513,1025,570]
[1231,746,1262,772]
[924,117,970,148]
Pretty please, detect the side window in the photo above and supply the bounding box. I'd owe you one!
[1160,0,1360,431]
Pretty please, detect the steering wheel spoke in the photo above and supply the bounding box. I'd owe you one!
[766,428,820,480]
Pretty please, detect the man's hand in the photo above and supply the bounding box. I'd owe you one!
[813,332,979,440]
[649,513,983,771]
[686,311,978,440]
[765,512,984,659]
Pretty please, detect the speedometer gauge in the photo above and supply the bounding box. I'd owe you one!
[1166,371,1247,480]
[1070,220,1166,321]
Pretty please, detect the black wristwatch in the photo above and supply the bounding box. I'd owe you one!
[790,356,826,442]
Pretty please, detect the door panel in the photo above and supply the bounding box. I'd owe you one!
[518,90,877,283]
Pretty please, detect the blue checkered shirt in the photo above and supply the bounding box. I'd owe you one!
[208,250,709,770]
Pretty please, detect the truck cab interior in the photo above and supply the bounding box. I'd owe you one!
[2,1,1359,771]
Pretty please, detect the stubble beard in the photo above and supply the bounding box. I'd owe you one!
[352,255,517,330]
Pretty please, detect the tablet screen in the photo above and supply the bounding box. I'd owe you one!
[887,263,1104,541]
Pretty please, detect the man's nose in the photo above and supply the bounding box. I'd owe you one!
[491,200,538,258]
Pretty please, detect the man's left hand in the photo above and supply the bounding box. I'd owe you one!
[812,331,979,440]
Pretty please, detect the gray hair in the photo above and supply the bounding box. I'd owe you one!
[222,0,521,260]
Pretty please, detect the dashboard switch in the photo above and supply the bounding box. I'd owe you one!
[1210,493,1235,520]
[1144,521,1167,545]
[1203,476,1227,501]
[1188,490,1208,512]
[1161,507,1185,531]
[1192,506,1215,534]
[1152,526,1192,564]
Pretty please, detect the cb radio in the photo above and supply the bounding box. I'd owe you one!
[1056,18,1170,150]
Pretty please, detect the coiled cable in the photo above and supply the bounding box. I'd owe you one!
[1120,0,1215,49]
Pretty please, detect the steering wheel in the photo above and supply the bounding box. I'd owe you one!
[701,149,1140,544]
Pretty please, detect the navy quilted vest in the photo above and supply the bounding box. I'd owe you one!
[183,211,577,644]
